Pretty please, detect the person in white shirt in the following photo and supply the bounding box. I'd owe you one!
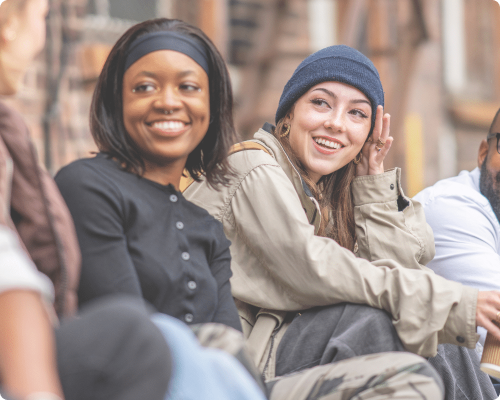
[415,108,500,349]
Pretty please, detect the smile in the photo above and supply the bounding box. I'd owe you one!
[150,120,187,131]
[313,137,343,150]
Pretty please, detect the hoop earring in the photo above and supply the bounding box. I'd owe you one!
[353,152,362,165]
[280,124,290,138]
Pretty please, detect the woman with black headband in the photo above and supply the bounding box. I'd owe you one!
[55,18,240,330]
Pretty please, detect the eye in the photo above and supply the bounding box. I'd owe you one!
[132,83,155,93]
[311,98,330,108]
[180,83,201,92]
[349,109,369,119]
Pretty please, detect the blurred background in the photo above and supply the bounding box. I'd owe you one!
[2,0,500,196]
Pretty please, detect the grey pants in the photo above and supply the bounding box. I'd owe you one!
[275,303,495,400]
[428,344,496,400]
[275,303,405,376]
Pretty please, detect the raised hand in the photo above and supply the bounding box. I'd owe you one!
[356,105,393,176]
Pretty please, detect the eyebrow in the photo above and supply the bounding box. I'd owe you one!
[134,70,199,79]
[312,88,371,106]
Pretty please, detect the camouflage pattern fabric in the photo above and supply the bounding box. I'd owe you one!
[266,352,444,400]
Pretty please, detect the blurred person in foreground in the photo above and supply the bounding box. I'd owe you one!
[0,1,173,400]
[415,107,500,393]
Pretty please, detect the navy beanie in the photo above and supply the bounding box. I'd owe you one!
[275,45,384,132]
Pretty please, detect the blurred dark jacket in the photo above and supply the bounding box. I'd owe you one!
[0,101,80,317]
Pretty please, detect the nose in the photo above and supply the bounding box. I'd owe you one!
[154,85,182,113]
[324,108,346,132]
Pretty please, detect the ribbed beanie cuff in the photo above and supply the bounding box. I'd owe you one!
[275,45,384,131]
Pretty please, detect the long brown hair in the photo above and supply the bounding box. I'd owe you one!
[273,117,357,251]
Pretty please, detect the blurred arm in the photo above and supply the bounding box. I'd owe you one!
[0,290,63,400]
[0,226,62,399]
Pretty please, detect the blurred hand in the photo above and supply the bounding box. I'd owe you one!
[476,291,500,340]
[356,105,393,176]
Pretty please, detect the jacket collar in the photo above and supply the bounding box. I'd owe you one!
[254,124,321,233]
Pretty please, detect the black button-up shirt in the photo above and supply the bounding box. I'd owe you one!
[56,153,240,331]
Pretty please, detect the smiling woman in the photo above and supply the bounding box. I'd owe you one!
[54,19,241,330]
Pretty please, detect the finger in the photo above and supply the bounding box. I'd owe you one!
[380,113,390,141]
[371,105,384,141]
[375,136,393,160]
[480,317,500,342]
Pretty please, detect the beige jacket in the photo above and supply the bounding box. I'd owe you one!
[184,127,479,360]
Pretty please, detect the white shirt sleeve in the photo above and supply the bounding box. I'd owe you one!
[0,226,54,302]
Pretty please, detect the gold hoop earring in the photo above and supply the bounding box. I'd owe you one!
[353,152,362,165]
[280,124,290,138]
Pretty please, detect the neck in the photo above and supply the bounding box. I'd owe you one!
[141,158,187,189]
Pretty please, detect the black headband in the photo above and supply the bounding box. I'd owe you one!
[124,31,209,74]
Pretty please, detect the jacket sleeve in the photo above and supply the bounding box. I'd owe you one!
[55,163,143,306]
[226,163,478,357]
[352,168,435,270]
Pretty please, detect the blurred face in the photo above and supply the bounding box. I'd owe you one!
[122,50,210,175]
[480,116,500,222]
[286,81,372,183]
[0,0,49,94]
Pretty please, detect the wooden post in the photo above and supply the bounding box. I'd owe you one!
[491,1,500,101]
[198,0,228,55]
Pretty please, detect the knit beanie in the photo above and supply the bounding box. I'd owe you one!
[275,45,384,133]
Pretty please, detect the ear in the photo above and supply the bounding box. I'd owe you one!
[285,105,295,124]
[478,139,489,168]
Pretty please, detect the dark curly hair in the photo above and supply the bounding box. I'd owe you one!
[90,18,237,188]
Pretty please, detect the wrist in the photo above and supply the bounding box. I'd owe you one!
[368,167,384,175]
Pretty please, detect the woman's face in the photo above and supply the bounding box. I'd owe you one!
[0,0,49,95]
[122,49,210,171]
[287,81,372,183]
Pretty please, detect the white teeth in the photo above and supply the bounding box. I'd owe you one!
[314,138,341,149]
[152,121,185,130]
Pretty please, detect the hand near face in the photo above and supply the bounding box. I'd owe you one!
[355,105,393,176]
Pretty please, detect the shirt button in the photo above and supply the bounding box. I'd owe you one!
[181,252,190,261]
[185,313,194,323]
[188,281,197,290]
[390,184,395,190]
[456,336,465,344]
[176,221,184,230]
[170,194,178,203]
